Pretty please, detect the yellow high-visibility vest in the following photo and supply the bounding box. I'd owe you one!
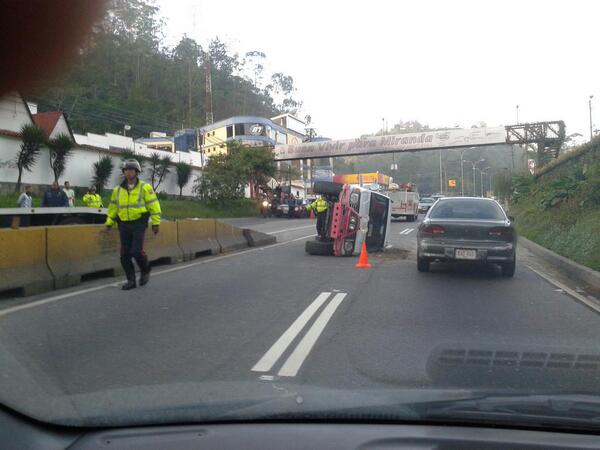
[83,193,103,208]
[307,197,328,213]
[105,180,161,226]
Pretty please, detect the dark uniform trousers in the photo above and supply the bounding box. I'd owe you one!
[316,211,327,237]
[118,217,150,280]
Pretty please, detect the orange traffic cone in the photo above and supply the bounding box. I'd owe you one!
[355,241,372,269]
[309,209,315,220]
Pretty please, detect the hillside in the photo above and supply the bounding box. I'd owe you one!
[510,138,600,270]
[25,0,303,138]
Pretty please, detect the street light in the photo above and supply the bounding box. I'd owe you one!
[123,124,131,136]
[516,105,519,124]
[463,158,485,196]
[460,147,477,196]
[478,166,491,197]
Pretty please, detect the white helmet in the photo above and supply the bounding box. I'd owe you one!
[121,159,141,173]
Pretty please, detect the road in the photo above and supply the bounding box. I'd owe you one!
[3,216,600,422]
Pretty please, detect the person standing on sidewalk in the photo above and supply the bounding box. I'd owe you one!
[42,181,69,207]
[17,185,33,208]
[83,186,103,208]
[105,159,161,290]
[63,181,75,207]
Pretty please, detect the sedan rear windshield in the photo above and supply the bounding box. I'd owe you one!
[429,199,506,220]
[421,198,434,203]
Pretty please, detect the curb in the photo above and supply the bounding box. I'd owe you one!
[518,236,600,290]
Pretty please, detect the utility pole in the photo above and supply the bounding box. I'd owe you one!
[590,95,594,141]
[205,58,214,126]
[188,59,192,128]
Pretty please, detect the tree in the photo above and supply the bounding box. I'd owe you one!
[92,155,115,193]
[14,124,45,193]
[47,133,74,182]
[230,144,277,198]
[147,152,172,191]
[175,161,192,198]
[195,144,276,201]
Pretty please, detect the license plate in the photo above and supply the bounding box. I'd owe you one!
[455,249,477,260]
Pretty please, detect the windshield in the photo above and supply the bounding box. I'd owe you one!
[1,0,600,435]
[428,199,506,220]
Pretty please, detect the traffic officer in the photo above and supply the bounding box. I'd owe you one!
[105,159,161,290]
[83,186,103,208]
[306,195,328,240]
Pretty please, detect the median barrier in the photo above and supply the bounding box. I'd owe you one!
[46,224,122,289]
[144,220,184,266]
[243,228,276,247]
[0,227,54,296]
[215,221,249,252]
[176,219,221,261]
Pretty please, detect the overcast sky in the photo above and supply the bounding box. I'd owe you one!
[157,0,599,141]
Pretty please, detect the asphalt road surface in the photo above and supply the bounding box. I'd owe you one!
[3,216,600,420]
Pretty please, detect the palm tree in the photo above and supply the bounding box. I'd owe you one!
[47,133,74,182]
[175,161,192,199]
[148,152,172,191]
[92,155,114,194]
[15,124,45,194]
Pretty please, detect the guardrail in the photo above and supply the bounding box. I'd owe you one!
[0,220,275,298]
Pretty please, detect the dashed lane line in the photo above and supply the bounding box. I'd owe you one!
[251,292,332,373]
[278,292,347,377]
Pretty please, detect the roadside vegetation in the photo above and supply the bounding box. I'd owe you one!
[0,193,259,219]
[505,137,600,271]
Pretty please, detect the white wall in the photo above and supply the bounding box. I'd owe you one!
[49,115,72,140]
[0,135,201,197]
[0,92,33,132]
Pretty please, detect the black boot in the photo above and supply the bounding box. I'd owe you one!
[138,256,151,286]
[139,267,151,286]
[122,278,137,290]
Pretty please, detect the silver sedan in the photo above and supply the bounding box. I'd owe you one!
[416,197,516,277]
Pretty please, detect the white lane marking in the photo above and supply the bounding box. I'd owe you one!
[0,233,316,318]
[251,292,332,373]
[527,265,600,314]
[399,228,414,235]
[268,225,315,235]
[278,293,347,377]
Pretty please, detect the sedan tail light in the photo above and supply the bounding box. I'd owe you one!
[489,227,513,239]
[422,225,446,236]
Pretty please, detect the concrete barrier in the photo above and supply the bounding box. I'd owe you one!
[177,219,221,261]
[243,228,276,247]
[144,220,184,265]
[215,221,249,253]
[46,224,122,289]
[0,227,54,296]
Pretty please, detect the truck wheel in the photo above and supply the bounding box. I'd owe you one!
[313,181,344,197]
[305,239,334,256]
[58,216,86,226]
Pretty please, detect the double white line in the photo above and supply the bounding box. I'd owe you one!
[400,228,415,235]
[252,292,347,377]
